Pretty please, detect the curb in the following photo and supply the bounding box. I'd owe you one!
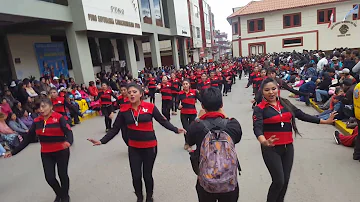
[309,99,353,136]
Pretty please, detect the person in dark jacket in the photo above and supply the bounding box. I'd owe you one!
[87,83,185,202]
[186,87,242,202]
[253,78,336,202]
[341,78,356,105]
[315,72,332,103]
[299,76,318,105]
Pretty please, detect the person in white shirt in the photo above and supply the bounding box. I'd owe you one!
[317,53,328,72]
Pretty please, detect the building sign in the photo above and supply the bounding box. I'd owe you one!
[153,0,163,26]
[141,0,152,24]
[330,21,357,37]
[82,0,141,35]
[34,43,69,78]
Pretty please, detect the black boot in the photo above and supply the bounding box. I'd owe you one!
[61,195,70,202]
[54,196,61,202]
[135,192,143,202]
[146,192,154,202]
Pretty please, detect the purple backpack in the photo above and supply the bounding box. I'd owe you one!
[198,118,239,193]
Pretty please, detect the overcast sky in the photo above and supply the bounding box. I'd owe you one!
[207,0,252,39]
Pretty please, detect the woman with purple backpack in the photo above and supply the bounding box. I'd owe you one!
[187,87,242,202]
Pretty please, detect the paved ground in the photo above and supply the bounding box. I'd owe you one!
[1,78,360,202]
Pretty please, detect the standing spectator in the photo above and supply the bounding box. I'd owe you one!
[88,81,99,97]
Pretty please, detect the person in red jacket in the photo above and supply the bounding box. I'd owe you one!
[5,98,73,202]
[95,82,118,132]
[253,78,335,202]
[170,73,181,115]
[157,76,173,120]
[88,83,185,202]
[88,81,98,97]
[146,74,157,104]
[178,79,202,150]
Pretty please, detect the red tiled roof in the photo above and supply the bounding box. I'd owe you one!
[228,0,347,19]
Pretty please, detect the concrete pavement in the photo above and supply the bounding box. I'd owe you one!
[1,79,360,202]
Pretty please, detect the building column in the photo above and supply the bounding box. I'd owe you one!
[179,38,188,65]
[171,37,180,69]
[124,36,138,78]
[110,39,119,61]
[149,33,162,68]
[65,24,95,85]
[135,40,145,70]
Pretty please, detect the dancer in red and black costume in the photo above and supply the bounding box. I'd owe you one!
[5,98,73,202]
[146,74,157,104]
[49,88,83,125]
[157,76,173,120]
[252,78,336,202]
[216,68,224,92]
[222,66,232,96]
[178,79,202,151]
[95,82,119,132]
[197,73,211,91]
[118,83,130,106]
[246,66,260,95]
[88,83,185,202]
[170,73,181,115]
[189,71,197,90]
[209,71,221,88]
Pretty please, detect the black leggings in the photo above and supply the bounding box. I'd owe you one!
[101,105,114,129]
[162,100,172,120]
[41,148,70,198]
[196,181,239,202]
[171,94,178,112]
[223,83,230,95]
[238,70,243,80]
[129,146,157,196]
[180,114,197,143]
[149,88,156,104]
[262,144,294,202]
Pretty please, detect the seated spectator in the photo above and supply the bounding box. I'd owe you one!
[68,95,81,125]
[50,76,60,89]
[299,76,318,105]
[72,85,82,100]
[30,102,41,119]
[12,101,23,118]
[78,85,91,107]
[0,112,22,149]
[4,90,17,108]
[315,72,332,103]
[0,142,6,155]
[69,77,76,87]
[0,97,13,116]
[23,78,38,98]
[339,68,356,84]
[334,126,358,146]
[59,78,67,89]
[330,56,342,70]
[7,113,29,136]
[20,110,34,129]
[341,78,356,105]
[316,95,344,120]
[81,83,89,94]
[40,77,51,93]
[33,80,44,95]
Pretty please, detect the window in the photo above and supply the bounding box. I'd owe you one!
[206,31,211,40]
[196,27,200,38]
[282,37,303,48]
[247,18,265,33]
[194,5,199,18]
[99,38,114,64]
[233,22,239,34]
[317,8,335,24]
[283,13,301,28]
[353,4,360,20]
[204,13,208,23]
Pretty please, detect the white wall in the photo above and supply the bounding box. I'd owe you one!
[193,49,200,62]
[142,40,172,53]
[173,0,191,37]
[189,0,203,49]
[234,0,360,56]
[232,40,239,57]
[7,34,51,80]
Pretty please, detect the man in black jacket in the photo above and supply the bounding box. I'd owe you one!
[186,87,242,202]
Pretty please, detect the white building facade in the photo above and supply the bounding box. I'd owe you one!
[228,0,360,57]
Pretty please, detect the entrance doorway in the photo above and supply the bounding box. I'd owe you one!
[0,35,12,86]
[248,42,266,56]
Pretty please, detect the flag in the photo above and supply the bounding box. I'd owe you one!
[343,4,359,21]
[328,8,334,28]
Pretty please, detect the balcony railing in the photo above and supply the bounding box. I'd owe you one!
[39,0,68,6]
